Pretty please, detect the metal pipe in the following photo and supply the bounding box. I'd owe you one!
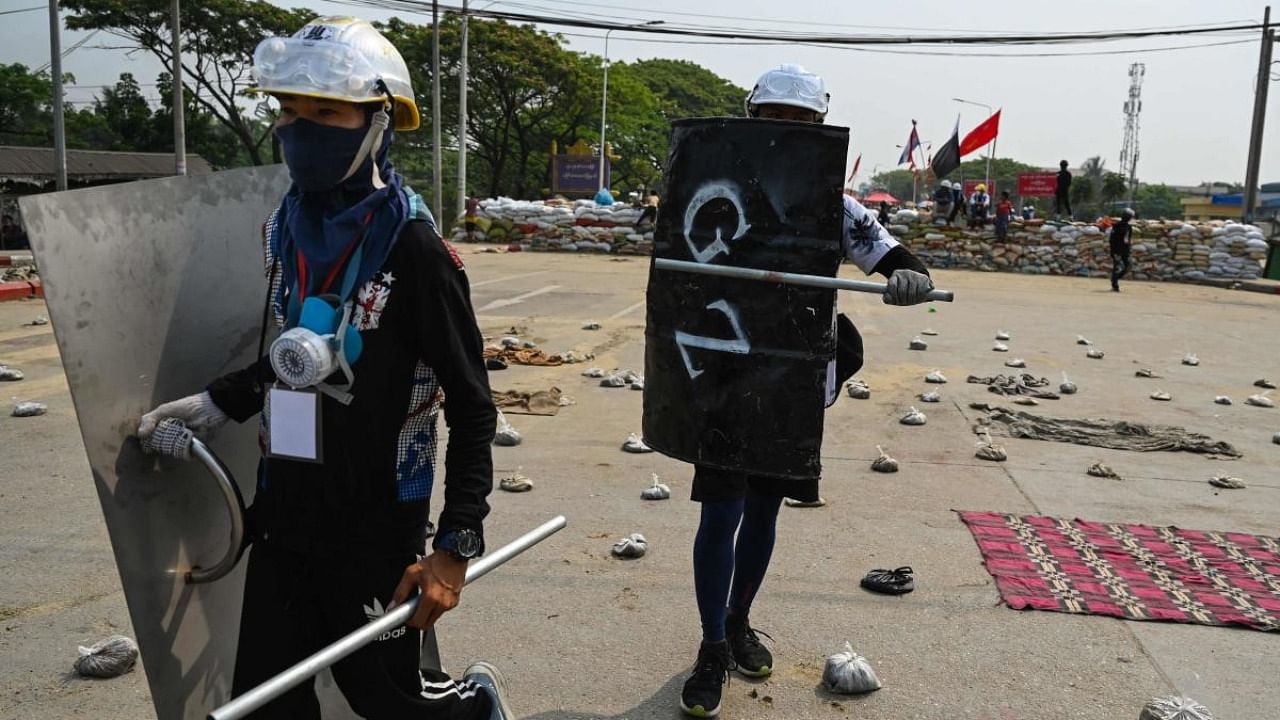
[185,439,246,584]
[597,27,612,194]
[431,0,443,222]
[654,258,955,302]
[170,0,186,176]
[954,97,994,189]
[48,0,67,191]
[208,515,568,720]
[456,0,468,219]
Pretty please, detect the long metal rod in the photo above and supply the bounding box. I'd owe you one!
[208,515,568,720]
[456,0,468,218]
[48,0,67,191]
[654,258,955,302]
[598,28,612,192]
[431,0,443,222]
[185,439,246,584]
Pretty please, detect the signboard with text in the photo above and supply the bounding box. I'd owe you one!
[1018,172,1058,197]
[552,155,609,195]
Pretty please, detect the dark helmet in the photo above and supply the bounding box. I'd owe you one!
[1060,160,1069,168]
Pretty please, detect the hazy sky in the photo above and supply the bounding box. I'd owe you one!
[4,0,1277,187]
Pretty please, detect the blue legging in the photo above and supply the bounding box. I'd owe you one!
[692,494,784,642]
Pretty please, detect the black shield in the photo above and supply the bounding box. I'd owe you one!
[642,118,848,480]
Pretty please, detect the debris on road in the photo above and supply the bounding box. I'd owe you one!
[485,358,508,371]
[1004,358,1027,368]
[1272,431,1280,445]
[1087,462,1122,480]
[1077,335,1092,345]
[1138,696,1214,720]
[1208,475,1246,489]
[641,474,671,500]
[11,400,46,417]
[900,407,927,426]
[1135,368,1161,378]
[493,411,522,446]
[918,390,941,403]
[1086,348,1105,359]
[822,642,882,694]
[582,367,605,378]
[27,315,48,326]
[995,330,1011,341]
[601,369,642,388]
[871,446,899,473]
[500,335,521,348]
[1150,390,1172,401]
[1255,378,1277,390]
[972,405,1241,457]
[920,328,938,336]
[784,497,827,508]
[582,321,601,330]
[993,343,1009,352]
[846,379,871,399]
[0,365,23,381]
[499,470,533,492]
[74,635,139,678]
[1245,393,1275,408]
[630,379,644,391]
[925,370,948,384]
[968,373,1059,400]
[909,336,928,351]
[600,374,627,388]
[622,433,652,454]
[1182,353,1200,367]
[492,388,566,416]
[560,350,594,364]
[1013,397,1040,406]
[1214,396,1232,405]
[1059,373,1078,395]
[611,533,648,559]
[974,432,1008,462]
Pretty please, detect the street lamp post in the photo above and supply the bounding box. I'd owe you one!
[953,97,995,191]
[599,20,662,195]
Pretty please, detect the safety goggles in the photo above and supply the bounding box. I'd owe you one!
[252,37,381,101]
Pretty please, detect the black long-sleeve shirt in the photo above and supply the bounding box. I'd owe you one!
[208,220,496,557]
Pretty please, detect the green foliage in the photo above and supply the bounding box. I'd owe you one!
[0,63,57,146]
[1101,172,1129,208]
[1134,183,1184,220]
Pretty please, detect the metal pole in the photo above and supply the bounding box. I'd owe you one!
[654,258,956,302]
[598,28,612,195]
[431,0,443,221]
[1243,6,1273,223]
[208,515,569,720]
[456,0,468,219]
[48,0,67,191]
[170,0,186,176]
[953,97,993,188]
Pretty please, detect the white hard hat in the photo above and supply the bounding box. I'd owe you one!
[252,16,419,131]
[941,180,953,189]
[745,64,829,120]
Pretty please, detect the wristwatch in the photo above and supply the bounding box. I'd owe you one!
[434,528,484,561]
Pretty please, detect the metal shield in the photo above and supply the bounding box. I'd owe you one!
[642,118,848,480]
[20,167,286,720]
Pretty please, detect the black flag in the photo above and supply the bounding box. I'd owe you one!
[930,117,961,179]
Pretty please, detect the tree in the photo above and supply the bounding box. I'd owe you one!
[64,0,315,165]
[94,73,159,151]
[1100,172,1128,209]
[868,168,917,202]
[1135,183,1185,220]
[0,63,56,146]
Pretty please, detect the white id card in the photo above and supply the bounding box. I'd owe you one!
[268,387,323,463]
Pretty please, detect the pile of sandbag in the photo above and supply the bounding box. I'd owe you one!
[452,198,654,254]
[893,219,1267,282]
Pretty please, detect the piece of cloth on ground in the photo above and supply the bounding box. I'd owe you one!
[482,346,564,367]
[490,387,564,415]
[971,405,1241,457]
[958,511,1280,632]
[967,373,1060,399]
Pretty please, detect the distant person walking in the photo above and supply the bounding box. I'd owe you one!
[877,201,891,226]
[464,196,480,241]
[1109,208,1134,292]
[1055,160,1073,219]
[994,191,1013,242]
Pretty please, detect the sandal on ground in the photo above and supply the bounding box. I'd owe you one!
[860,566,915,595]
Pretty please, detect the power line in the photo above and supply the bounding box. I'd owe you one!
[0,5,44,16]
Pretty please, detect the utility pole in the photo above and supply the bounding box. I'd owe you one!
[48,0,67,191]
[170,0,186,176]
[456,0,469,218]
[432,0,442,222]
[1243,5,1273,223]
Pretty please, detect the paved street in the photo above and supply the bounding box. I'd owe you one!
[2,249,1278,720]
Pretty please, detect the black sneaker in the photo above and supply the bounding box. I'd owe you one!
[725,614,773,678]
[462,662,514,720]
[680,640,734,718]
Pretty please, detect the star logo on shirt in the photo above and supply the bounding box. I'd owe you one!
[380,271,396,285]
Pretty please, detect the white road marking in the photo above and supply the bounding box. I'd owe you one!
[476,285,562,313]
[607,300,645,321]
[469,270,549,288]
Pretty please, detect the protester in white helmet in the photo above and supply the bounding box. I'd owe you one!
[678,63,934,719]
[933,179,955,225]
[138,17,511,720]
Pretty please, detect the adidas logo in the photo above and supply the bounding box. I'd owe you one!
[362,598,408,642]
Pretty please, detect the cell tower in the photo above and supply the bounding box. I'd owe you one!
[1119,63,1145,207]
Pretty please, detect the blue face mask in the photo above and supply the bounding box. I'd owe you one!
[275,118,369,193]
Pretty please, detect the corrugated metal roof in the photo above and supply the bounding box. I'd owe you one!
[0,145,212,181]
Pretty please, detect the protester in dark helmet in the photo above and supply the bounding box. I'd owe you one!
[1110,207,1135,292]
[138,17,510,720]
[674,63,934,720]
[1055,160,1073,219]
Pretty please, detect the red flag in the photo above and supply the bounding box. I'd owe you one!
[848,153,861,183]
[959,109,1001,157]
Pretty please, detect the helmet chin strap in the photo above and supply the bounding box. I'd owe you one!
[338,105,390,189]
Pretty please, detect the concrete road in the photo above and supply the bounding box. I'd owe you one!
[2,249,1278,720]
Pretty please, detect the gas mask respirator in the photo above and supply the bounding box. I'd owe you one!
[270,295,364,404]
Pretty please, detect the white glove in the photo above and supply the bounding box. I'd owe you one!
[138,391,230,441]
[883,269,934,306]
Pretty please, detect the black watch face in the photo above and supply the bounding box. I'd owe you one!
[455,531,481,558]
